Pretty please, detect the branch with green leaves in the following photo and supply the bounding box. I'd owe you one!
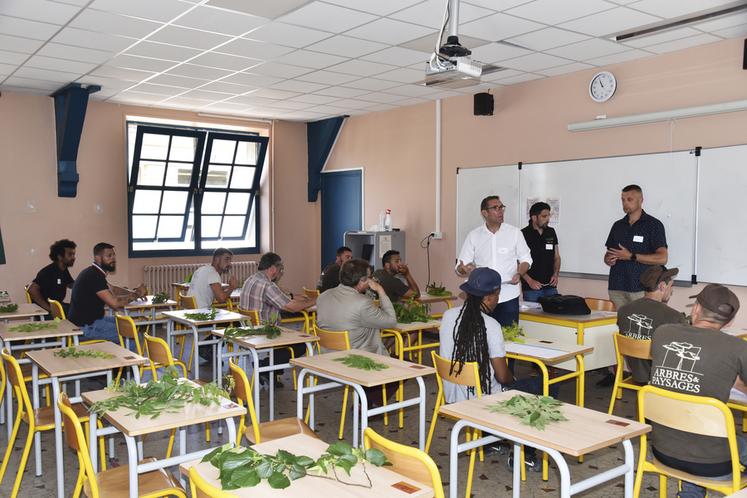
[9,317,61,333]
[184,308,219,321]
[225,312,281,340]
[89,368,227,419]
[0,303,19,313]
[333,354,388,371]
[151,292,170,304]
[502,322,526,344]
[54,347,114,360]
[201,440,389,491]
[394,298,430,323]
[425,282,451,297]
[487,394,567,430]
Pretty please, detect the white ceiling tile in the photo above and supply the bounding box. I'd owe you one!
[274,50,349,69]
[125,41,202,62]
[271,79,328,92]
[313,86,370,97]
[245,22,333,48]
[361,46,431,66]
[390,0,495,29]
[206,0,310,20]
[0,0,81,25]
[149,25,233,50]
[0,62,18,75]
[464,0,531,8]
[167,63,234,79]
[345,18,434,45]
[251,61,312,78]
[692,12,747,32]
[89,87,119,99]
[712,23,747,39]
[507,0,615,24]
[546,38,628,59]
[70,9,162,38]
[14,66,83,83]
[342,77,400,91]
[200,101,253,112]
[38,43,113,64]
[88,0,193,22]
[400,33,489,52]
[217,38,294,59]
[3,77,61,90]
[481,68,521,80]
[25,55,97,74]
[265,99,314,110]
[111,90,165,102]
[623,27,702,47]
[537,61,594,76]
[585,48,652,65]
[460,13,545,42]
[181,89,234,100]
[365,103,397,112]
[383,84,442,98]
[305,104,350,114]
[221,72,283,87]
[197,80,254,93]
[53,27,136,53]
[324,0,421,15]
[148,73,208,87]
[289,93,340,104]
[507,28,589,51]
[470,42,532,63]
[327,98,376,109]
[161,96,214,107]
[559,7,661,37]
[190,52,262,71]
[306,35,388,58]
[174,6,267,36]
[646,33,721,53]
[224,94,282,106]
[128,82,188,95]
[500,52,573,71]
[0,34,44,54]
[497,72,545,84]
[295,69,360,84]
[278,2,376,33]
[327,59,397,76]
[90,65,156,81]
[77,75,138,91]
[0,50,29,65]
[628,0,740,19]
[0,15,60,40]
[375,67,424,83]
[109,54,176,72]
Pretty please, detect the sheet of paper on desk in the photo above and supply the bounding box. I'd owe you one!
[505,342,563,359]
[730,388,747,404]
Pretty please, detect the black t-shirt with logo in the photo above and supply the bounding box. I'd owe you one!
[649,323,747,470]
[32,262,74,303]
[68,265,109,327]
[521,225,558,290]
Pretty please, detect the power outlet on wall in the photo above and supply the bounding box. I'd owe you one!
[431,232,443,240]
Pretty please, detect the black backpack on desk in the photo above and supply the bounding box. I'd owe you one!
[538,295,591,315]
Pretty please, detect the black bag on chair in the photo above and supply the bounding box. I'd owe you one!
[538,295,591,315]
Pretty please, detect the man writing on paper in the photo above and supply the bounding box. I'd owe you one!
[521,202,561,302]
[456,195,532,328]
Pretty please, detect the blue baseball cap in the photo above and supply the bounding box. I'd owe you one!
[459,267,502,296]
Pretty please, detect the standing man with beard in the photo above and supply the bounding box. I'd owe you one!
[28,238,77,315]
[521,202,561,302]
[188,247,238,308]
[68,242,147,343]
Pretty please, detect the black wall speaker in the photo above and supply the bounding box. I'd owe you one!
[743,38,747,69]
[474,92,494,116]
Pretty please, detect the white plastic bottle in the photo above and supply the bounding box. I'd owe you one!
[383,208,392,231]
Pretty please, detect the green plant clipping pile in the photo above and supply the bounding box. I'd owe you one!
[394,298,430,323]
[225,312,281,340]
[488,394,568,430]
[425,282,451,297]
[184,308,219,321]
[502,322,526,344]
[151,292,170,304]
[0,303,19,313]
[202,441,388,490]
[89,368,227,419]
[54,347,115,360]
[9,317,61,333]
[333,354,388,371]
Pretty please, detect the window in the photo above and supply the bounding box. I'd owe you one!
[127,124,268,257]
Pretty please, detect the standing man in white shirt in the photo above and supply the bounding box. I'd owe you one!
[456,195,532,328]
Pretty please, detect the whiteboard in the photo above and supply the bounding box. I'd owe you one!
[697,144,747,285]
[455,164,519,255]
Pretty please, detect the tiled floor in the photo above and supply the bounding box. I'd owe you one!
[0,353,725,497]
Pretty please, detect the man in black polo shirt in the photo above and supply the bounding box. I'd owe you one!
[68,242,147,343]
[28,239,76,315]
[521,202,561,302]
[604,184,668,310]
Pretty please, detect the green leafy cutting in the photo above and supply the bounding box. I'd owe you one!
[333,354,388,371]
[0,303,19,313]
[202,441,389,491]
[54,347,115,360]
[151,292,170,304]
[89,368,227,419]
[425,282,451,297]
[184,307,219,321]
[488,394,567,430]
[225,312,281,340]
[394,298,430,323]
[502,322,526,344]
[9,317,61,332]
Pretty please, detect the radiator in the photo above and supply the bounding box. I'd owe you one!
[143,261,257,295]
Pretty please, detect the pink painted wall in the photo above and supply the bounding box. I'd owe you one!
[325,38,747,328]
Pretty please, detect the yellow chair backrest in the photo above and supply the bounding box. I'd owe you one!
[639,385,733,438]
[115,314,143,355]
[58,392,100,496]
[2,349,35,429]
[303,287,320,298]
[431,351,483,395]
[314,324,350,351]
[180,293,197,310]
[363,428,445,498]
[614,333,652,361]
[143,333,178,379]
[584,297,616,312]
[228,359,261,444]
[48,299,66,320]
[237,308,260,326]
[24,285,32,304]
[188,466,238,498]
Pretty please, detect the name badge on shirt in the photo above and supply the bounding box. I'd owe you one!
[498,247,509,254]
[545,243,553,250]
[633,235,644,243]
[57,278,61,285]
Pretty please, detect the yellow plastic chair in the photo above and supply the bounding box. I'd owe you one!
[58,392,186,498]
[313,324,355,438]
[228,359,317,445]
[143,333,211,458]
[425,351,482,498]
[364,427,445,498]
[114,314,148,382]
[584,297,616,312]
[49,298,105,349]
[176,293,199,371]
[634,385,747,498]
[302,287,320,298]
[0,349,105,497]
[188,466,238,498]
[608,333,651,415]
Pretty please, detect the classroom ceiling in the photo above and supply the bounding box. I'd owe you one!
[0,0,746,122]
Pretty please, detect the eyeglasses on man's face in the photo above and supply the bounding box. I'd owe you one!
[484,204,506,211]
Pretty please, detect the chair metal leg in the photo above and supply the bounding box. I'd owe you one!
[0,404,23,485]
[338,386,350,440]
[10,423,34,497]
[425,394,442,453]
